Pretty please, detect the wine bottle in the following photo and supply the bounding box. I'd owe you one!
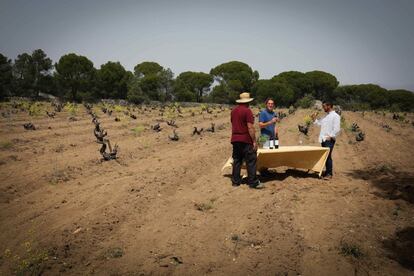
[275,134,279,149]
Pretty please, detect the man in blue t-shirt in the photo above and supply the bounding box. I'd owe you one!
[259,98,279,148]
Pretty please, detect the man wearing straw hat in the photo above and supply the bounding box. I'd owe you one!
[230,92,264,189]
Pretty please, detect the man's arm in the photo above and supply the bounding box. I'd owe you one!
[258,111,277,128]
[311,112,322,126]
[329,115,341,139]
[259,118,277,128]
[247,122,257,151]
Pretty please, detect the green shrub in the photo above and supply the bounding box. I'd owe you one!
[303,115,313,126]
[339,241,364,259]
[131,125,145,136]
[295,94,315,108]
[64,102,78,115]
[0,141,13,150]
[28,103,43,116]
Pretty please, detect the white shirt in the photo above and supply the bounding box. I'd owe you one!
[314,111,341,143]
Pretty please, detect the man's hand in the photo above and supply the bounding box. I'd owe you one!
[311,112,319,121]
[247,122,256,147]
[271,117,278,123]
[253,142,258,151]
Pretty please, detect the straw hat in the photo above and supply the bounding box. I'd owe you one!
[236,92,254,103]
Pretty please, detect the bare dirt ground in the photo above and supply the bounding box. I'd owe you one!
[0,102,413,275]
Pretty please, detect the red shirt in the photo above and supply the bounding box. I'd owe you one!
[231,104,254,144]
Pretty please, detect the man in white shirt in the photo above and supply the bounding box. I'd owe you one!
[311,101,341,179]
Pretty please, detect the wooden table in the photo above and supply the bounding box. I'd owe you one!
[222,146,330,177]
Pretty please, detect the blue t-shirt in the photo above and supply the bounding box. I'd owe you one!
[259,109,276,138]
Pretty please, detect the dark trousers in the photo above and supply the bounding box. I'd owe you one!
[232,142,259,186]
[321,139,336,176]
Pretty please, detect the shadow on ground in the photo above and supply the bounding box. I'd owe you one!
[383,227,414,270]
[259,169,320,183]
[345,165,414,203]
[223,168,320,185]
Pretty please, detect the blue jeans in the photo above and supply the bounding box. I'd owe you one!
[321,139,335,176]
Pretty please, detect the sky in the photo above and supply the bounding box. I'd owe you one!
[1,0,413,91]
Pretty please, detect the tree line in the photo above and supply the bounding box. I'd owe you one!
[1,49,413,111]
